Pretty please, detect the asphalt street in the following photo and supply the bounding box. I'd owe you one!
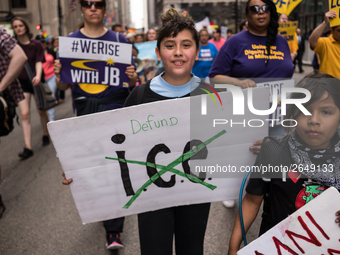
[0,66,312,255]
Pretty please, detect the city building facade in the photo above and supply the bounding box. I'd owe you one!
[0,0,131,38]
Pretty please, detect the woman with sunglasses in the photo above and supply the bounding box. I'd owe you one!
[55,0,137,250]
[209,0,294,223]
[209,0,294,89]
[11,17,50,160]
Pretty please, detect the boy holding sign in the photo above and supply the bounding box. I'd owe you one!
[309,10,340,78]
[124,7,263,255]
[228,72,340,255]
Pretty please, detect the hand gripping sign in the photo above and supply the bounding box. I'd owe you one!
[330,0,340,27]
[238,187,340,255]
[59,36,132,88]
[48,87,270,224]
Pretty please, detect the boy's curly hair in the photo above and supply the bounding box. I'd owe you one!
[157,8,199,50]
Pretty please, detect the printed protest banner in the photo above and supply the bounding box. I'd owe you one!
[48,87,269,224]
[59,36,132,88]
[329,0,340,27]
[278,21,298,43]
[286,0,304,16]
[134,41,163,69]
[257,79,295,126]
[274,0,303,16]
[238,187,340,255]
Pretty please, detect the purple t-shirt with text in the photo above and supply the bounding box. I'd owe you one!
[209,30,294,79]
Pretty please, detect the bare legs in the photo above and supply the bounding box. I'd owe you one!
[18,92,49,150]
[18,92,32,149]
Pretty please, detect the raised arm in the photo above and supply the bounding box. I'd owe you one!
[0,45,27,92]
[309,11,337,49]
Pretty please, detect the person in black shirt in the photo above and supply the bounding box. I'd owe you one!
[228,72,340,255]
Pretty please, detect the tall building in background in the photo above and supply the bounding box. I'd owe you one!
[0,0,131,38]
[147,0,163,29]
[163,0,246,33]
[162,0,330,34]
[115,0,130,29]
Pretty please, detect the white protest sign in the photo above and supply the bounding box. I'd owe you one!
[256,79,295,101]
[238,187,340,255]
[59,37,132,63]
[48,87,269,224]
[257,79,295,126]
[59,36,132,87]
[195,17,214,34]
[221,26,228,39]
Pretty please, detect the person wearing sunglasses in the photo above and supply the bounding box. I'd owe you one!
[54,0,137,251]
[209,0,294,89]
[209,0,294,213]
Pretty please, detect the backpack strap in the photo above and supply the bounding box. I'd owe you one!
[136,80,151,105]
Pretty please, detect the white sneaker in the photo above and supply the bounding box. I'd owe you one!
[222,200,236,208]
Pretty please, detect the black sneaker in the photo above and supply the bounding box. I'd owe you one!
[0,195,6,220]
[106,232,123,250]
[18,147,33,160]
[42,135,50,146]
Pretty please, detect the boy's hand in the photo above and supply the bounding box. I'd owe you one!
[62,172,73,185]
[249,139,263,155]
[336,210,340,226]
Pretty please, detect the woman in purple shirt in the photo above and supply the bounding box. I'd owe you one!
[209,0,294,88]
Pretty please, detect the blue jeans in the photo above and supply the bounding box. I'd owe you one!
[46,75,57,121]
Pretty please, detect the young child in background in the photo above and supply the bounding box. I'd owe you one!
[228,72,340,255]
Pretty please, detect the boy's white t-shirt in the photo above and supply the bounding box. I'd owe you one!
[150,72,201,98]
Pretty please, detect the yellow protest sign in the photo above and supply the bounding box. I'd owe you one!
[286,0,304,16]
[329,0,340,27]
[273,0,304,16]
[278,21,298,42]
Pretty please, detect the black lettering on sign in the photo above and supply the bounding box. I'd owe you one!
[111,134,135,196]
[146,144,176,187]
[182,139,208,183]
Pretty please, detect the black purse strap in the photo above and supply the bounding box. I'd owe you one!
[24,62,35,81]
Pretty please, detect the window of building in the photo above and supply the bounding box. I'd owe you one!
[11,0,27,8]
[181,3,189,9]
